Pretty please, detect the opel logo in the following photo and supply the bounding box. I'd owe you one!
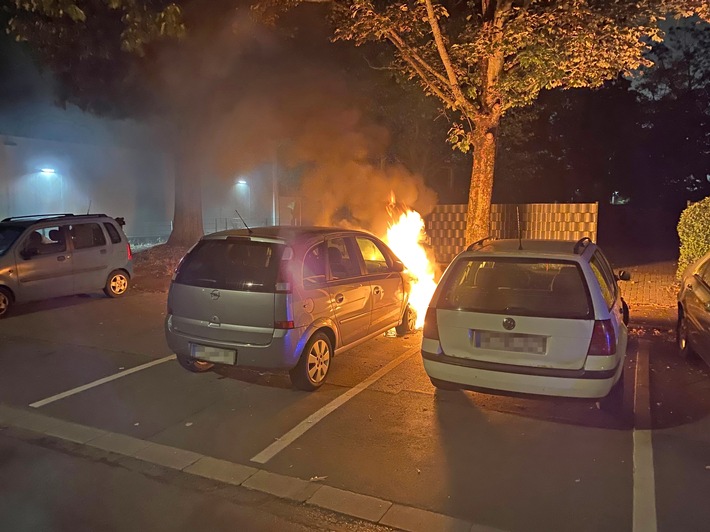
[503,317,516,330]
[210,289,220,300]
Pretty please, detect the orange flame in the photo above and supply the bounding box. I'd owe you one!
[383,199,437,329]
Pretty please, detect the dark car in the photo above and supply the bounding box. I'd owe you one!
[677,249,710,365]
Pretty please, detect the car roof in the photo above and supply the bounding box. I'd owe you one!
[465,238,595,259]
[204,226,379,246]
[0,213,114,226]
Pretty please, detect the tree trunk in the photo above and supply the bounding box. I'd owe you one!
[465,116,499,245]
[166,152,204,247]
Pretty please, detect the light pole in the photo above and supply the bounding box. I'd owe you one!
[236,179,251,227]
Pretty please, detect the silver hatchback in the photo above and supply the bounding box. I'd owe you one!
[0,213,133,317]
[165,226,415,390]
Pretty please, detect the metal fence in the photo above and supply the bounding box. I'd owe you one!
[426,203,599,264]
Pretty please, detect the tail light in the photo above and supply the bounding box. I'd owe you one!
[587,319,616,356]
[126,243,133,260]
[275,320,295,329]
[422,307,439,340]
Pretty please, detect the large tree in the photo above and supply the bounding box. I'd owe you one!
[255,0,710,244]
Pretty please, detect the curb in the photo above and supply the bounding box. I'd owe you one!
[0,404,502,532]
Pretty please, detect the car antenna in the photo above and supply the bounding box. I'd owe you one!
[234,208,253,234]
[86,200,92,215]
[516,205,523,250]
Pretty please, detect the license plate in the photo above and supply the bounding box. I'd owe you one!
[190,344,237,365]
[474,331,546,354]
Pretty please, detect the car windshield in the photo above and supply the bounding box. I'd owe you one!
[0,225,25,256]
[439,257,592,319]
[174,238,286,292]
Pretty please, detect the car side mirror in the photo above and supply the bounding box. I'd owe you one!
[617,270,631,281]
[391,260,405,273]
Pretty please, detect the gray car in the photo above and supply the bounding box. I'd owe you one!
[165,226,415,390]
[677,249,710,366]
[0,213,133,317]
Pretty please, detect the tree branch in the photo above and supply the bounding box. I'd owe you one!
[423,0,467,109]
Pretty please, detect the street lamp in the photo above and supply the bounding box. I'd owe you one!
[235,179,251,227]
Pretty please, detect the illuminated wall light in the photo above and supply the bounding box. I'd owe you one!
[40,168,56,175]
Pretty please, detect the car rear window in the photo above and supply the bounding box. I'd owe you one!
[439,257,592,319]
[175,238,285,292]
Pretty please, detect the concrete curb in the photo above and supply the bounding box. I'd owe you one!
[0,404,501,532]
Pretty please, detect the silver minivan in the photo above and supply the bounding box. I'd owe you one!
[0,213,133,317]
[165,226,415,390]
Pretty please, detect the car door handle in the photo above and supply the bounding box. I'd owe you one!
[334,294,344,304]
[373,286,382,295]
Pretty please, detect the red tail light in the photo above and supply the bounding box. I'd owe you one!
[126,243,133,260]
[587,319,616,356]
[422,307,439,340]
[275,320,295,329]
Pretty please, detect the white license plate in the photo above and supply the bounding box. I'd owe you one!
[190,344,237,365]
[474,331,546,354]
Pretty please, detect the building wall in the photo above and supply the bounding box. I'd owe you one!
[426,203,599,263]
[0,134,175,238]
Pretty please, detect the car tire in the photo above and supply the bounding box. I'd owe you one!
[175,352,214,373]
[104,270,130,298]
[621,298,630,326]
[0,287,12,318]
[396,305,417,336]
[290,331,332,391]
[429,377,459,391]
[599,370,626,416]
[677,314,695,359]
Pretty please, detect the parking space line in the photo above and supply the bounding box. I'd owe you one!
[633,339,657,532]
[29,355,176,408]
[251,346,418,464]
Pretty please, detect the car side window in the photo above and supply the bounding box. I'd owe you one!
[103,222,122,244]
[303,243,327,288]
[589,253,615,309]
[70,223,107,249]
[23,225,67,256]
[326,237,361,280]
[355,237,391,275]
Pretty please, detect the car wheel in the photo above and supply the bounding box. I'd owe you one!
[396,304,417,336]
[0,287,12,318]
[290,331,332,391]
[429,377,459,391]
[621,298,630,326]
[175,352,214,373]
[104,270,130,298]
[677,314,695,358]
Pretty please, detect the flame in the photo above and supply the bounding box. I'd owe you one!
[383,202,437,329]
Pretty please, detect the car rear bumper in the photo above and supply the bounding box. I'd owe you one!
[422,350,621,399]
[165,317,304,369]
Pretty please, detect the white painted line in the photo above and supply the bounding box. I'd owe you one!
[251,346,418,464]
[29,355,176,408]
[632,340,657,532]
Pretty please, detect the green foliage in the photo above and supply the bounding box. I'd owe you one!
[677,196,710,278]
[6,1,185,55]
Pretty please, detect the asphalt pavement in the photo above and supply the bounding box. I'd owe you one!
[0,290,709,532]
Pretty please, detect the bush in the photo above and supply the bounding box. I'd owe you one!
[677,196,710,279]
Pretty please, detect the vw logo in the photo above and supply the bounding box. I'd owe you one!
[210,289,220,300]
[502,317,516,330]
